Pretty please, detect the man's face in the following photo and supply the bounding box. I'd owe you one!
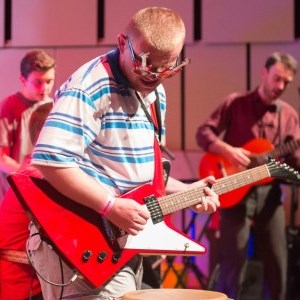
[120,36,185,94]
[261,62,294,104]
[20,69,55,101]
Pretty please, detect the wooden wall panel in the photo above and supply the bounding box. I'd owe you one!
[185,43,247,150]
[202,0,294,43]
[0,49,25,100]
[102,0,194,45]
[0,0,4,46]
[10,0,97,46]
[161,71,182,150]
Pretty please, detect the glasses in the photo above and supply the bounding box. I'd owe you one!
[126,37,190,80]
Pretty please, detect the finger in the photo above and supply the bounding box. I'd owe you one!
[200,196,208,211]
[203,175,216,185]
[204,186,219,198]
[136,205,151,219]
[128,228,139,236]
[210,203,218,212]
[135,218,147,226]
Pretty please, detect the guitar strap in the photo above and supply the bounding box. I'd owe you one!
[277,102,282,146]
[271,102,282,146]
[136,91,166,197]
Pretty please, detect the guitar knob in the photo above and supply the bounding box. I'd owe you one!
[82,250,93,262]
[97,251,107,262]
[112,252,121,263]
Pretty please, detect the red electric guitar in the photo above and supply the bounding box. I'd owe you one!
[7,159,300,288]
[199,137,300,208]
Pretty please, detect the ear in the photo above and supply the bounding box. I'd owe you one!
[261,67,268,80]
[118,34,127,54]
[20,75,27,85]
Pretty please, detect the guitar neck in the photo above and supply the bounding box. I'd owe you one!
[256,139,300,163]
[158,164,270,216]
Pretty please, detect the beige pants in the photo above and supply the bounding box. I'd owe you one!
[28,223,143,300]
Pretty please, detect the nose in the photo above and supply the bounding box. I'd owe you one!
[277,79,286,91]
[40,82,50,93]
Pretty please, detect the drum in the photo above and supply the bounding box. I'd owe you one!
[120,288,229,300]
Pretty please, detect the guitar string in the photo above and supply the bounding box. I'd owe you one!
[159,164,271,215]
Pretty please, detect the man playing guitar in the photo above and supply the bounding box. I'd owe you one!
[25,7,219,300]
[196,52,300,300]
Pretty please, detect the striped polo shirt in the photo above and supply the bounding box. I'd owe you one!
[32,49,166,195]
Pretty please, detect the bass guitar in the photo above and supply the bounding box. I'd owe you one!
[199,137,300,208]
[7,159,300,288]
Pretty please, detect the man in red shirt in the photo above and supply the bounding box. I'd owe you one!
[0,49,55,300]
[196,52,299,300]
[0,49,56,203]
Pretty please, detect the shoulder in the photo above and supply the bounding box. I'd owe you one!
[61,55,105,87]
[278,99,298,116]
[57,53,114,97]
[0,93,22,116]
[0,93,21,107]
[220,91,252,111]
[156,85,166,101]
[225,90,254,103]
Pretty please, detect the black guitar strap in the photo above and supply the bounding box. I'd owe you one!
[135,90,162,143]
[277,102,282,146]
[271,102,282,146]
[154,89,162,143]
[135,90,170,189]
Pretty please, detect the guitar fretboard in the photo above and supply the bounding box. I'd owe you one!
[253,139,300,166]
[158,164,270,216]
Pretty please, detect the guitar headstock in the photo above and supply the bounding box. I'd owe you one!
[267,158,300,184]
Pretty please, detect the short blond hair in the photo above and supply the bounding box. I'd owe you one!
[125,7,186,53]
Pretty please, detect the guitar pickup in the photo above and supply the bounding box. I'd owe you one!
[145,195,163,224]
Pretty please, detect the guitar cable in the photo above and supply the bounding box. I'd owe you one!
[26,232,79,292]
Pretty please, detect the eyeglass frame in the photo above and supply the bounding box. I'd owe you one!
[126,36,190,79]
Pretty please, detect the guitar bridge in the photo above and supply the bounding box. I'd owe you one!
[145,195,163,224]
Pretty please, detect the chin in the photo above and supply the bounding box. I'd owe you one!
[140,81,161,92]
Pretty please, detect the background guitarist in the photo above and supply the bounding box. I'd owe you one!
[27,7,220,300]
[196,52,300,300]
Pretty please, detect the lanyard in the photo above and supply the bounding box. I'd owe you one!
[135,90,162,143]
[135,90,165,196]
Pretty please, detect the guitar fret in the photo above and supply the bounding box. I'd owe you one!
[158,164,270,216]
[214,165,269,195]
[260,139,300,160]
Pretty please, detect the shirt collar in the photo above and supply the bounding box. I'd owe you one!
[106,48,129,87]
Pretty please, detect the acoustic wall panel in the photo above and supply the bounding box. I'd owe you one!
[251,42,300,112]
[202,0,294,43]
[185,43,246,151]
[101,0,194,45]
[0,0,4,46]
[161,71,182,151]
[10,0,97,46]
[0,49,24,100]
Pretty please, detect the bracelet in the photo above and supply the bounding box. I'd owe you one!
[99,194,116,216]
